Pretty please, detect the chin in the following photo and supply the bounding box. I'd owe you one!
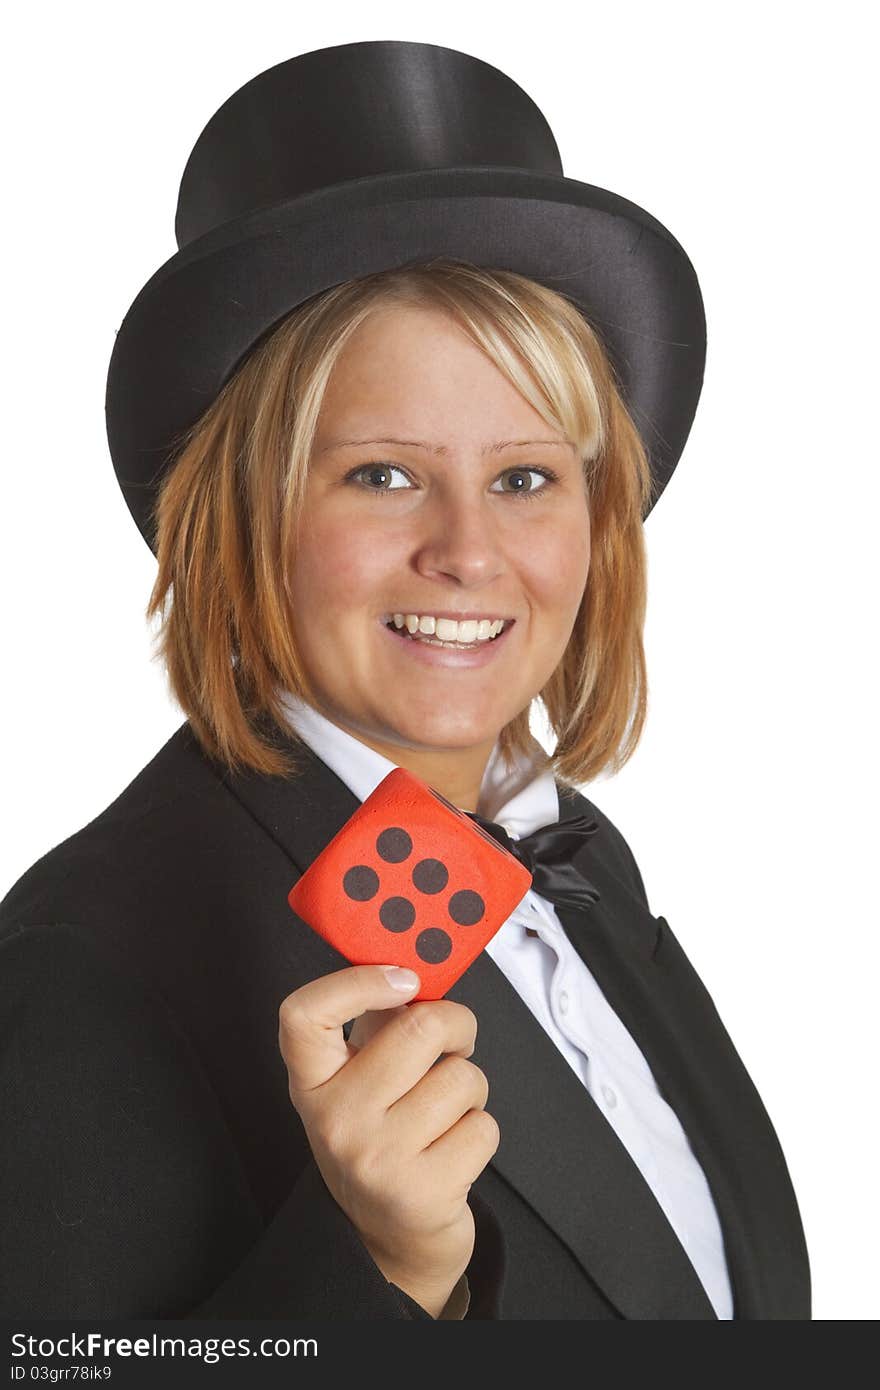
[392,720,503,751]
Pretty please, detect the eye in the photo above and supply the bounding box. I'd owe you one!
[348,463,411,492]
[492,467,560,500]
[346,463,561,500]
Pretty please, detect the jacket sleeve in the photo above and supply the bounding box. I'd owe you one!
[0,923,501,1320]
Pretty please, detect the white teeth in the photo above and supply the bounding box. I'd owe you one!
[390,613,506,644]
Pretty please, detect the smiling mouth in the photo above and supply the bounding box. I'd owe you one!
[383,617,514,649]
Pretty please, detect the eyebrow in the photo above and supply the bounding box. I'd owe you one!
[317,436,576,456]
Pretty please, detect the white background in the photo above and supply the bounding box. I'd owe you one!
[2,1,876,1320]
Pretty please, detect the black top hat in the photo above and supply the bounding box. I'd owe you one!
[105,39,707,555]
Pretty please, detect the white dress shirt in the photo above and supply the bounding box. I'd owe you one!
[276,691,734,1320]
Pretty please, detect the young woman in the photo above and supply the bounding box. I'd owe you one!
[0,41,810,1320]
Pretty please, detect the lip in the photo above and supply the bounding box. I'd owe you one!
[381,611,514,623]
[378,616,516,668]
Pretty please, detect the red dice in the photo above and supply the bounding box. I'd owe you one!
[288,767,533,1000]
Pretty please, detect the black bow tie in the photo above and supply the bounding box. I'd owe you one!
[463,809,602,916]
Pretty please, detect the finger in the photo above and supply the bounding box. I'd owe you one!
[278,963,420,1094]
[422,1106,502,1192]
[339,998,478,1113]
[348,1003,409,1051]
[389,1054,490,1147]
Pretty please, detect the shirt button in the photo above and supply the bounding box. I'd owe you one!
[558,990,570,1015]
[601,1084,618,1109]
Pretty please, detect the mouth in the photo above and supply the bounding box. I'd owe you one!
[378,615,516,667]
[382,614,512,642]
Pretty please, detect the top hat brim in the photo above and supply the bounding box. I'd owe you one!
[105,165,706,555]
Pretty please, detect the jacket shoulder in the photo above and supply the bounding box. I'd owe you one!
[0,721,238,941]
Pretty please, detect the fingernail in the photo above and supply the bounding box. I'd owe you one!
[381,966,419,991]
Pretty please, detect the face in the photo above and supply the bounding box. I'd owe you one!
[287,302,591,809]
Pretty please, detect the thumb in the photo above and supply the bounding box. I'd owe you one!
[278,962,420,1094]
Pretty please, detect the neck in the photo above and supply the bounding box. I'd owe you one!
[337,727,496,812]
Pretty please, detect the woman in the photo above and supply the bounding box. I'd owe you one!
[0,41,810,1319]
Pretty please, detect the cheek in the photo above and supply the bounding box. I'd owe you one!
[291,510,402,607]
[525,519,590,609]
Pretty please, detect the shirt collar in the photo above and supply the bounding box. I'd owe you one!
[275,691,560,835]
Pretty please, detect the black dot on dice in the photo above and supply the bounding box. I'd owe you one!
[376,827,412,863]
[448,889,485,926]
[379,896,416,933]
[412,858,449,894]
[416,928,453,964]
[343,865,380,901]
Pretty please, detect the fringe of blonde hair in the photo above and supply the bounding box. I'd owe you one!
[145,257,653,788]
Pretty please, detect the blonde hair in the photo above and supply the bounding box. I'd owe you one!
[145,257,654,788]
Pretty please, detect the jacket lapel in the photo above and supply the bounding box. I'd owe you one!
[551,783,810,1320]
[444,940,718,1318]
[218,732,733,1319]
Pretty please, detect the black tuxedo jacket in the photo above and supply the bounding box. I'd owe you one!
[0,719,811,1319]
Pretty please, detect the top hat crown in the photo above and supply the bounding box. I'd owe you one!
[175,41,565,248]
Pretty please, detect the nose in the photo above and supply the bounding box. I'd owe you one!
[411,487,506,589]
